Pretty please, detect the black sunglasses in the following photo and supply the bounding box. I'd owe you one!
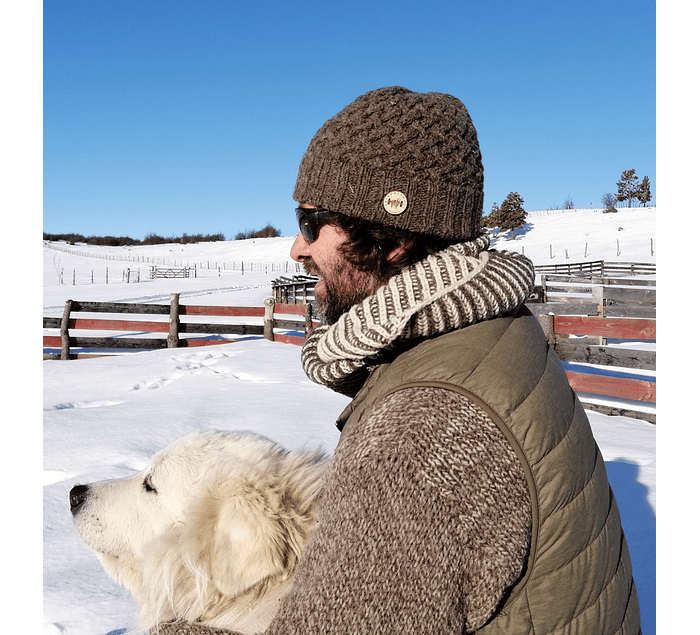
[295,206,334,243]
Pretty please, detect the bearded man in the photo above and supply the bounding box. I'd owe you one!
[265,86,641,635]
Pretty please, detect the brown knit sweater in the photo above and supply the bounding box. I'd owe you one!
[265,387,531,634]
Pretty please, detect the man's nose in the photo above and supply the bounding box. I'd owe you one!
[290,233,310,262]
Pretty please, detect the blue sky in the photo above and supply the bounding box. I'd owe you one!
[42,0,656,240]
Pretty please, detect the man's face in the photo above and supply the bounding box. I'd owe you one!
[291,206,382,324]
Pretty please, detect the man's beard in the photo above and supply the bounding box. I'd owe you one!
[305,259,382,325]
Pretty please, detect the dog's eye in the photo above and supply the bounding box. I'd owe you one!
[143,476,157,494]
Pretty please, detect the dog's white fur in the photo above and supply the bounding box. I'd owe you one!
[71,430,328,634]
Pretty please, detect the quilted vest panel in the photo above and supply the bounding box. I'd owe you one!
[337,307,640,634]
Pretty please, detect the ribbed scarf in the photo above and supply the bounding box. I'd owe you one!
[301,235,535,397]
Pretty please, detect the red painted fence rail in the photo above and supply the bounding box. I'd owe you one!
[43,295,315,360]
[536,313,656,423]
[564,372,656,405]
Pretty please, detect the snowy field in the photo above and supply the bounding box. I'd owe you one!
[43,207,657,634]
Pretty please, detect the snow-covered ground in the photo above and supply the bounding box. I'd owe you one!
[43,207,656,635]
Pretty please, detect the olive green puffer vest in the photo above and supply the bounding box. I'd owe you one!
[336,307,641,634]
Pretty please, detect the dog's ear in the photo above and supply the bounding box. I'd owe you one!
[184,481,301,598]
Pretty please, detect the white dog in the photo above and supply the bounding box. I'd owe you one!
[70,430,329,634]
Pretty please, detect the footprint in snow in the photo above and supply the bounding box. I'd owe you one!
[131,375,180,390]
[45,400,122,411]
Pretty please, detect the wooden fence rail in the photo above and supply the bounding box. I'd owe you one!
[535,313,655,423]
[533,260,655,277]
[527,275,656,319]
[43,295,315,360]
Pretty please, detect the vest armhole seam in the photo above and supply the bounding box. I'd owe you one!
[379,380,541,610]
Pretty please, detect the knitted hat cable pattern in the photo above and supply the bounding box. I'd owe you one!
[301,235,535,394]
[294,86,485,240]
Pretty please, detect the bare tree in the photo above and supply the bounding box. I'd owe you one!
[601,192,617,213]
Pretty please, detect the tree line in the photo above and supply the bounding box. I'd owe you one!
[605,169,652,211]
[43,224,281,246]
[484,169,653,237]
[482,192,527,237]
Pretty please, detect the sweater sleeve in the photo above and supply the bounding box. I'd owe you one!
[265,386,532,635]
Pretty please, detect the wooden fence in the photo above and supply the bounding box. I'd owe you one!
[43,294,655,423]
[150,267,193,279]
[533,260,655,277]
[271,274,319,305]
[528,275,656,319]
[44,241,303,273]
[535,313,655,423]
[43,295,315,360]
[273,263,656,308]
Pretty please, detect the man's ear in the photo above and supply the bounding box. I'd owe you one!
[387,239,412,263]
[387,247,403,262]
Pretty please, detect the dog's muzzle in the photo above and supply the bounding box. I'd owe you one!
[70,484,90,516]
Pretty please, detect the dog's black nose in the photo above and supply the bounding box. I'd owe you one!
[70,484,90,515]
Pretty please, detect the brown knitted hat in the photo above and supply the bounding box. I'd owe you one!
[293,86,484,240]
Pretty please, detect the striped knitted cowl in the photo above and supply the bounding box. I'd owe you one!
[301,234,535,397]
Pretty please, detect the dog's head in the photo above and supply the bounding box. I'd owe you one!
[70,430,328,633]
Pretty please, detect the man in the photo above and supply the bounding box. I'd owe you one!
[264,86,641,634]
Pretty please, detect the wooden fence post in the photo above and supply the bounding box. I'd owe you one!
[168,293,180,348]
[305,303,313,337]
[541,275,548,303]
[593,285,604,318]
[535,313,555,347]
[264,298,275,341]
[60,299,72,360]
